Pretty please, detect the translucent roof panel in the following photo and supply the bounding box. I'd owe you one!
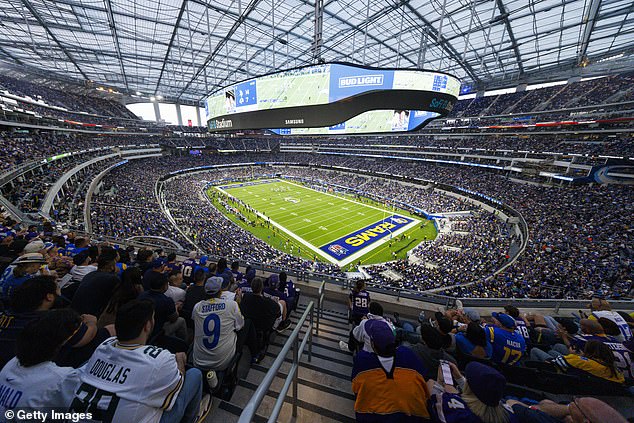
[0,0,632,104]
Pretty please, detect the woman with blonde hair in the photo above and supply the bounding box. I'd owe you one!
[428,361,518,423]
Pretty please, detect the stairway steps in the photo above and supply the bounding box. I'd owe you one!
[205,296,355,422]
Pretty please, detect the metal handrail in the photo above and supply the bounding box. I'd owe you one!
[238,301,315,423]
[316,281,325,335]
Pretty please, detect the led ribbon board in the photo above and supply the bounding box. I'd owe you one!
[205,63,460,133]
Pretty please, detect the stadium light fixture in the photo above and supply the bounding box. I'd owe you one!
[156,95,164,100]
[150,96,156,102]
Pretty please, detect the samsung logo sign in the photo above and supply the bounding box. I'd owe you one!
[338,75,384,88]
[285,119,304,125]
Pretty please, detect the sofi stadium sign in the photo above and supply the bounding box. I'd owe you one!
[205,62,460,133]
[319,215,415,260]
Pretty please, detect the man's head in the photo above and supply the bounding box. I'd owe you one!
[432,312,453,335]
[568,397,627,423]
[10,275,58,313]
[366,319,396,357]
[205,276,223,297]
[279,271,287,283]
[115,299,155,343]
[464,362,506,407]
[151,258,167,273]
[12,253,47,276]
[217,258,227,272]
[590,297,611,312]
[148,272,169,292]
[503,305,520,319]
[16,309,83,367]
[167,253,177,262]
[491,312,516,331]
[74,237,89,249]
[188,250,197,259]
[73,250,91,267]
[193,268,206,285]
[368,301,383,316]
[597,317,621,337]
[97,255,116,273]
[168,269,183,287]
[580,318,605,335]
[136,249,153,263]
[22,240,45,254]
[231,261,240,272]
[251,277,264,295]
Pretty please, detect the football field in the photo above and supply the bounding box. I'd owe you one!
[214,179,423,265]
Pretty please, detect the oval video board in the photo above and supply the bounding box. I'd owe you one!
[205,63,460,132]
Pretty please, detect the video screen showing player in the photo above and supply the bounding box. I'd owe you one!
[391,110,410,131]
[225,90,236,113]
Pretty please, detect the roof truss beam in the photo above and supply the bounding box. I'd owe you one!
[17,0,89,80]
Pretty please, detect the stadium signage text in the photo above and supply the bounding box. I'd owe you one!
[319,214,414,260]
[285,119,304,124]
[210,118,233,129]
[338,75,384,88]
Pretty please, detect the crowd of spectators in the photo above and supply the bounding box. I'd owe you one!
[0,221,305,421]
[345,292,633,422]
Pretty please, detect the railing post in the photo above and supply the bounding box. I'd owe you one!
[308,304,313,362]
[292,336,299,418]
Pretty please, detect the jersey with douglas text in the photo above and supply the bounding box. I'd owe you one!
[68,337,183,423]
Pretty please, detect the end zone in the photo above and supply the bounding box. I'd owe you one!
[319,214,420,266]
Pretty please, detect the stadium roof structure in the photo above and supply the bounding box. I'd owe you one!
[0,0,633,104]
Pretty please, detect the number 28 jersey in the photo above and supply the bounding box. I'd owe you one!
[350,289,370,316]
[69,337,183,423]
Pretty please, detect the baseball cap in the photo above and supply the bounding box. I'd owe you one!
[365,319,396,356]
[245,268,256,282]
[151,258,167,269]
[23,240,45,254]
[492,312,516,329]
[464,362,506,406]
[205,276,223,295]
[14,253,47,265]
[200,255,208,265]
[464,308,480,322]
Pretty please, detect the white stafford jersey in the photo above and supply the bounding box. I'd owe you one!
[592,311,633,340]
[69,337,183,423]
[192,297,244,371]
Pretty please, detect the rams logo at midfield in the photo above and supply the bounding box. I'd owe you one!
[345,222,396,247]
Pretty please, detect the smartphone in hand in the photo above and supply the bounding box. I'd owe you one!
[440,360,453,386]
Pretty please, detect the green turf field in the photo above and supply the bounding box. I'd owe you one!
[209,179,437,266]
[257,72,330,109]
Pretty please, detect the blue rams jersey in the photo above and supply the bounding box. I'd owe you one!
[181,258,197,284]
[431,393,518,423]
[350,290,370,316]
[486,325,526,366]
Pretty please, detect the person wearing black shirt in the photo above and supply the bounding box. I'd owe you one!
[181,269,209,329]
[70,255,120,317]
[143,258,168,291]
[240,278,281,334]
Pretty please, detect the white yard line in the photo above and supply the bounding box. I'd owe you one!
[215,179,421,266]
[215,185,337,263]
